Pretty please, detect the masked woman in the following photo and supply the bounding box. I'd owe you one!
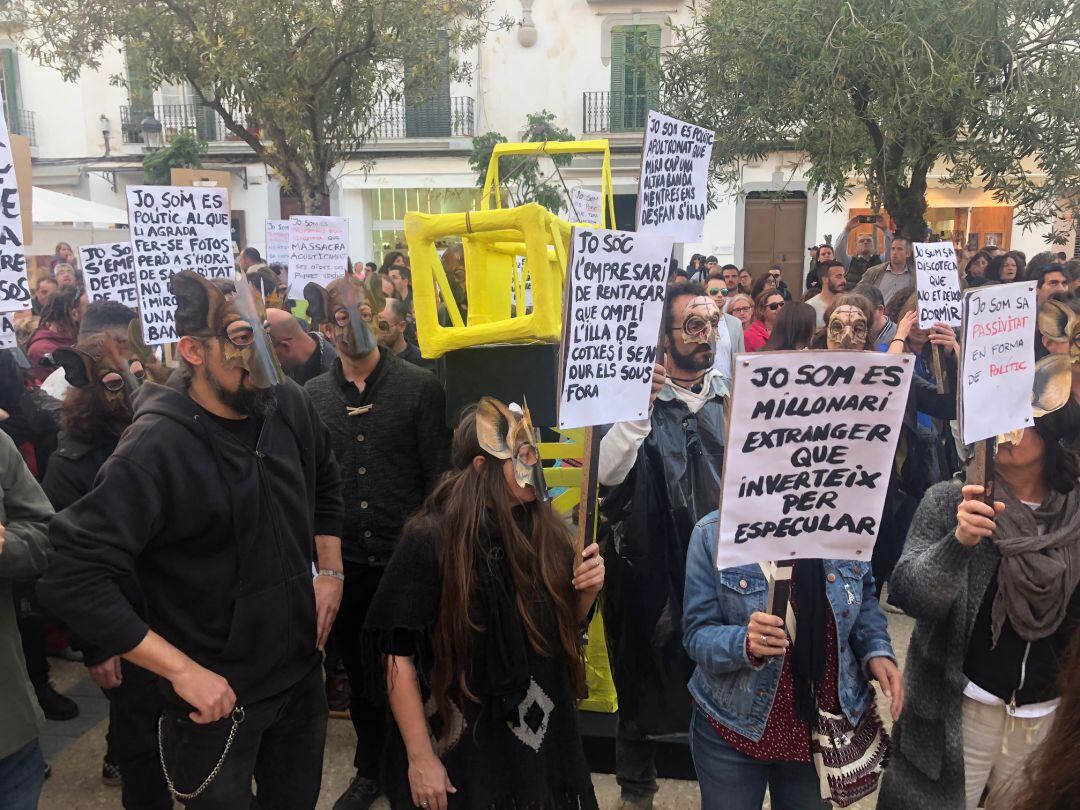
[41,332,171,809]
[365,398,604,810]
[683,294,903,810]
[878,411,1080,810]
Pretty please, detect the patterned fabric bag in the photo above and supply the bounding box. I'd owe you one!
[810,700,890,807]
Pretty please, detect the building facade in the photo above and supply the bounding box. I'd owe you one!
[8,0,1069,293]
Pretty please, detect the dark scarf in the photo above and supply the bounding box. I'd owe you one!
[474,542,531,721]
[991,480,1080,644]
[791,559,828,725]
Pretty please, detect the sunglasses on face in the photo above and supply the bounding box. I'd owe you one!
[769,272,781,279]
[707,287,723,296]
[766,301,784,311]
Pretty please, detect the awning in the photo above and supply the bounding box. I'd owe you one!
[32,187,129,226]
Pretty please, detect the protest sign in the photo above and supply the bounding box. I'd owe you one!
[265,219,290,266]
[0,105,30,313]
[288,216,348,297]
[0,312,16,349]
[79,242,137,305]
[716,351,913,569]
[126,185,232,345]
[959,282,1036,445]
[558,227,674,429]
[914,241,962,328]
[569,188,602,226]
[636,111,714,243]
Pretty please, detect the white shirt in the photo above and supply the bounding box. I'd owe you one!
[41,367,70,400]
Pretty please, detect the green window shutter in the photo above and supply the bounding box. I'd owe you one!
[0,51,20,134]
[645,25,661,115]
[405,30,451,138]
[609,28,626,132]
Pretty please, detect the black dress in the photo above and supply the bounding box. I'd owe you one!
[365,512,598,810]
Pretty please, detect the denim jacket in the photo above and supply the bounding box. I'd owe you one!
[683,511,897,742]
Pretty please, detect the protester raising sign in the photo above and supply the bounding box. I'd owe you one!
[126,185,232,345]
[0,105,30,313]
[569,187,602,227]
[959,282,1036,445]
[265,219,290,267]
[288,216,348,297]
[558,227,674,429]
[913,242,962,328]
[79,242,136,306]
[636,111,714,243]
[716,351,913,569]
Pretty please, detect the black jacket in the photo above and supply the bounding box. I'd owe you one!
[38,377,344,706]
[304,351,449,565]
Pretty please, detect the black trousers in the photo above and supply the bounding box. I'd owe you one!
[158,663,328,809]
[335,561,387,780]
[615,716,659,801]
[104,661,172,810]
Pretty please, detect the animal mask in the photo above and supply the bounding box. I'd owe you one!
[53,333,143,425]
[246,264,289,311]
[304,275,385,359]
[169,270,285,390]
[680,296,721,347]
[475,396,548,501]
[827,304,868,350]
[1031,298,1080,417]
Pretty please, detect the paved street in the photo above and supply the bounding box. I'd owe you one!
[36,608,913,809]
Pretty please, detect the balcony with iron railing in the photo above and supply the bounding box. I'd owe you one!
[10,109,36,147]
[120,96,475,147]
[582,90,660,134]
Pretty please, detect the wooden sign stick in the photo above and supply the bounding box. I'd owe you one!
[575,427,602,565]
[931,342,948,395]
[966,438,996,506]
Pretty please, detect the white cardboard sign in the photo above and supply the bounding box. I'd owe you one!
[959,282,1037,445]
[0,104,29,313]
[126,185,232,345]
[569,188,602,226]
[288,216,348,297]
[717,350,913,569]
[0,312,16,348]
[265,219,290,267]
[79,242,137,306]
[636,111,714,243]
[914,241,962,328]
[558,227,674,429]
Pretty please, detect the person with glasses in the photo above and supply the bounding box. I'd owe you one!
[705,278,727,309]
[40,272,346,809]
[835,215,891,287]
[725,293,754,330]
[599,281,730,810]
[766,265,792,301]
[743,290,785,352]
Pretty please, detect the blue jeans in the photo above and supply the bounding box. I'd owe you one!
[0,738,45,810]
[690,707,826,810]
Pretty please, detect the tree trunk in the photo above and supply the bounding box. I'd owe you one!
[881,161,932,242]
[289,167,331,215]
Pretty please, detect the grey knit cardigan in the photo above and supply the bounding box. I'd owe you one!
[877,479,1001,809]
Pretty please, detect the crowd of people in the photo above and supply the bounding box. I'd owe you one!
[0,224,1076,810]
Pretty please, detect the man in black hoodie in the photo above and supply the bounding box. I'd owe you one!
[39,272,344,809]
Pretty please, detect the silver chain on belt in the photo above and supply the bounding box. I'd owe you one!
[157,707,245,800]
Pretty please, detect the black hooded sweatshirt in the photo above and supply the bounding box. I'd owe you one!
[38,376,344,706]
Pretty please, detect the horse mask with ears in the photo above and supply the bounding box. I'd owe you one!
[475,396,548,501]
[53,333,144,427]
[304,274,385,359]
[169,269,285,389]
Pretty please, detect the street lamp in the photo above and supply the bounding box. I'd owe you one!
[99,113,112,156]
[140,115,163,149]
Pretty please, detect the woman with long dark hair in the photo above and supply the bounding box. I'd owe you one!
[965,250,994,286]
[879,412,1080,809]
[986,251,1025,284]
[762,302,816,351]
[742,289,785,351]
[24,286,84,384]
[366,398,604,810]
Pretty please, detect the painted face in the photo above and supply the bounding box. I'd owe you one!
[475,397,548,502]
[827,304,868,350]
[680,295,721,347]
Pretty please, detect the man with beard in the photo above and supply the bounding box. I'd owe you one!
[807,259,846,328]
[39,271,345,809]
[598,281,728,810]
[43,332,171,809]
[303,276,449,810]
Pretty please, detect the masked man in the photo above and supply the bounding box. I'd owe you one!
[40,271,345,809]
[599,281,728,810]
[303,275,450,810]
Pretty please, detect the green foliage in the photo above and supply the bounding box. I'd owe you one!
[141,131,206,185]
[469,110,575,214]
[16,0,508,213]
[663,0,1080,240]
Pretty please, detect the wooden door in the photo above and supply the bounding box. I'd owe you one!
[744,194,808,295]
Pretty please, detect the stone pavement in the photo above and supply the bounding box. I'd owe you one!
[35,609,914,810]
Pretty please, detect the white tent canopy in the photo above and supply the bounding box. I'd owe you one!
[32,187,128,226]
